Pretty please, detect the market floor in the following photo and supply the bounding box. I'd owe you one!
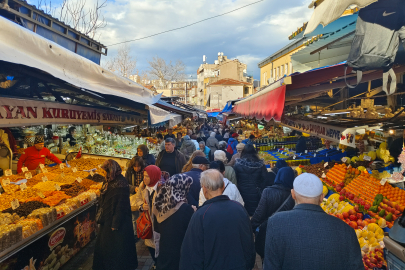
[61,239,263,270]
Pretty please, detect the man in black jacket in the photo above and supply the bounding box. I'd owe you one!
[180,169,256,270]
[156,138,187,177]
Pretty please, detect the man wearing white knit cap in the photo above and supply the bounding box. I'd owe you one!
[263,173,363,270]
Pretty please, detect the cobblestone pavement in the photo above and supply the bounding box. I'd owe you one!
[61,238,263,270]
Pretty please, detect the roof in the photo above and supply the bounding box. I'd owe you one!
[208,78,252,86]
[258,38,305,68]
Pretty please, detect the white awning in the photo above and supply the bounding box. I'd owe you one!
[0,16,160,105]
[292,18,357,73]
[149,105,182,127]
[304,0,377,36]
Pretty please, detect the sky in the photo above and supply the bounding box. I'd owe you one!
[31,0,314,80]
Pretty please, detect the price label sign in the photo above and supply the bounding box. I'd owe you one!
[314,153,317,157]
[4,169,12,177]
[2,179,10,186]
[37,192,45,199]
[341,157,348,163]
[39,164,45,169]
[21,167,28,173]
[90,171,95,177]
[25,172,32,180]
[59,163,65,169]
[20,182,27,191]
[363,155,372,161]
[72,167,77,173]
[42,176,48,182]
[380,178,388,186]
[23,143,27,149]
[324,162,329,168]
[61,172,65,178]
[54,184,61,191]
[337,146,340,150]
[76,177,82,183]
[322,173,326,178]
[305,150,308,154]
[11,199,19,210]
[293,155,296,160]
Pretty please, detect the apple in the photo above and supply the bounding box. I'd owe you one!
[350,215,357,221]
[357,213,363,220]
[370,218,376,223]
[348,193,354,200]
[354,205,360,212]
[343,212,349,219]
[370,258,377,264]
[357,219,363,226]
[339,195,345,201]
[383,198,388,204]
[387,201,393,207]
[395,204,400,211]
[348,209,356,215]
[364,203,371,210]
[349,221,358,229]
[336,186,342,192]
[345,218,350,223]
[340,190,346,195]
[395,210,401,215]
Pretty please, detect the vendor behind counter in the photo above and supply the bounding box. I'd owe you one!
[65,126,77,146]
[17,135,62,173]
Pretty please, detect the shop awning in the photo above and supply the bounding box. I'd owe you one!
[304,0,377,36]
[148,105,182,127]
[0,16,159,106]
[154,100,194,116]
[233,85,286,121]
[291,17,357,73]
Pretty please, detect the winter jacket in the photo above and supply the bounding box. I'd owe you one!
[175,138,184,150]
[182,168,203,207]
[198,146,211,161]
[199,178,244,206]
[296,136,307,154]
[191,139,199,151]
[215,133,224,142]
[156,150,187,176]
[180,136,196,160]
[227,138,238,155]
[224,166,237,185]
[141,154,156,167]
[234,158,274,216]
[180,195,256,270]
[125,169,144,194]
[228,152,241,167]
[206,136,219,156]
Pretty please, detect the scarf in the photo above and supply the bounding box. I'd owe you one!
[274,167,295,189]
[153,173,193,223]
[144,165,162,187]
[100,159,123,194]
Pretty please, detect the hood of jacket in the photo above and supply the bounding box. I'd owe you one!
[182,139,194,147]
[235,158,264,169]
[184,135,191,140]
[228,138,237,144]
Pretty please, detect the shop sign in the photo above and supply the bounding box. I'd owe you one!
[0,97,144,127]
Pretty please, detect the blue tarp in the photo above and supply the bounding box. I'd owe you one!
[207,112,220,117]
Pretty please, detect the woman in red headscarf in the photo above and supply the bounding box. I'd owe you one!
[133,165,164,267]
[93,159,138,270]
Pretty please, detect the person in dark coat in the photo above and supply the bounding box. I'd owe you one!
[251,167,295,259]
[125,156,145,195]
[271,160,288,176]
[182,156,210,207]
[295,132,307,154]
[156,138,187,177]
[179,135,196,160]
[153,173,195,270]
[218,141,232,162]
[389,136,403,165]
[264,173,364,270]
[215,130,223,142]
[93,159,138,270]
[137,144,156,166]
[234,144,274,216]
[180,169,256,270]
[164,128,176,140]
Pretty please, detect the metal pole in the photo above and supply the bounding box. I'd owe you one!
[185,81,187,105]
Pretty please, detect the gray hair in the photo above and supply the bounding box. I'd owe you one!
[199,141,205,146]
[200,169,224,191]
[218,141,227,149]
[210,132,216,137]
[165,138,176,145]
[192,164,201,169]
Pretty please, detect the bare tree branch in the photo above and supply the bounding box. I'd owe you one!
[103,44,137,78]
[147,56,186,88]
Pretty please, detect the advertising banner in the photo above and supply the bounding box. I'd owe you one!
[0,97,144,127]
[0,203,97,270]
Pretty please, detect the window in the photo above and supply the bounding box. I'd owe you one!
[263,73,267,85]
[277,67,280,78]
[244,87,249,95]
[285,64,288,75]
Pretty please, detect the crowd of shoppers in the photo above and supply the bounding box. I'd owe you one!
[93,123,363,270]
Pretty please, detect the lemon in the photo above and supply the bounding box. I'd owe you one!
[379,142,387,149]
[361,230,368,238]
[378,219,387,228]
[368,237,377,244]
[367,231,375,240]
[358,237,366,245]
[355,230,361,238]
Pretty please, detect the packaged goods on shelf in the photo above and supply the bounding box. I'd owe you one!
[27,207,57,227]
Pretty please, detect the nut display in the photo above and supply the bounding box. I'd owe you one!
[60,183,87,197]
[2,201,50,217]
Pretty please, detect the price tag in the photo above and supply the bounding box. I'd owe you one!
[90,171,95,177]
[98,164,102,169]
[324,162,328,168]
[42,168,48,173]
[305,150,308,154]
[21,167,28,173]
[20,182,27,191]
[11,199,19,210]
[23,143,27,149]
[42,176,48,182]
[363,155,371,161]
[379,241,385,249]
[337,146,340,150]
[76,177,82,183]
[25,172,32,179]
[4,169,12,177]
[39,164,45,169]
[380,178,388,186]
[341,157,348,163]
[37,192,45,199]
[293,155,296,160]
[72,167,77,173]
[314,153,317,157]
[61,172,65,178]
[322,173,326,178]
[59,163,65,169]
[54,184,61,191]
[2,179,10,186]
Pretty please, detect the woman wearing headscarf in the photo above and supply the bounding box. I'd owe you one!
[93,160,138,270]
[133,165,163,266]
[179,135,196,160]
[137,144,156,166]
[153,174,194,270]
[214,150,237,185]
[251,167,296,260]
[181,150,205,173]
[271,160,288,176]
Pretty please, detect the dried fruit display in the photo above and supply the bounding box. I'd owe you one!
[42,192,71,207]
[302,162,334,179]
[33,181,62,192]
[60,183,87,197]
[3,201,50,217]
[79,178,97,190]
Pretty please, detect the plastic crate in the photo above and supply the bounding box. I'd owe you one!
[386,251,405,270]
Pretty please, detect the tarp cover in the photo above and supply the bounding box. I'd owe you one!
[149,105,182,127]
[304,0,377,35]
[233,85,286,121]
[0,16,159,105]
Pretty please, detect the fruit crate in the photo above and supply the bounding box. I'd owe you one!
[386,251,405,270]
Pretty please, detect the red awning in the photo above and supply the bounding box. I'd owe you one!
[233,85,286,121]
